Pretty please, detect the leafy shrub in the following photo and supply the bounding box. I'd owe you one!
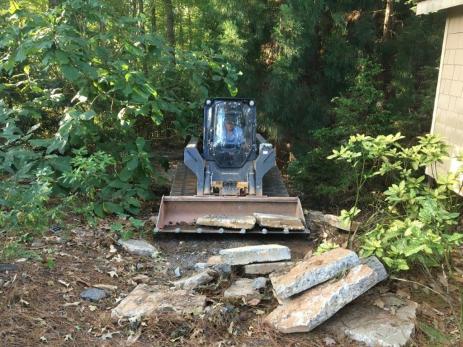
[329,133,463,272]
[0,0,239,230]
[314,241,340,255]
[0,101,62,233]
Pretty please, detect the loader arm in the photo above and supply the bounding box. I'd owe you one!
[255,133,276,196]
[184,137,205,195]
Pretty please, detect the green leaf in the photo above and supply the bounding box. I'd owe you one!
[127,157,139,171]
[61,65,80,81]
[80,110,96,121]
[93,203,105,218]
[417,322,451,343]
[119,166,133,182]
[135,137,146,152]
[103,202,124,215]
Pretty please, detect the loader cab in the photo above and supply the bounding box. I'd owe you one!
[203,98,257,168]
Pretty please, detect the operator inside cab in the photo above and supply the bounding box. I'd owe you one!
[224,118,244,146]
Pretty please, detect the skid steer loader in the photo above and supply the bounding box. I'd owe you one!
[155,98,308,234]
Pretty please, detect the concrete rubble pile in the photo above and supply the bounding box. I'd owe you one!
[112,241,417,346]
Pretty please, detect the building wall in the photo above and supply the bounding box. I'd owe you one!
[428,6,463,194]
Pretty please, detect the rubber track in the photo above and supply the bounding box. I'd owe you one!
[170,162,197,196]
[170,162,289,197]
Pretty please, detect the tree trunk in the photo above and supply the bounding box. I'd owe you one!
[151,0,157,32]
[138,0,145,32]
[164,0,176,48]
[188,9,192,49]
[132,0,138,17]
[383,0,393,39]
[138,0,144,15]
[48,0,59,8]
[178,6,184,48]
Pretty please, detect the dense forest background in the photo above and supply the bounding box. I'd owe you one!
[0,0,445,229]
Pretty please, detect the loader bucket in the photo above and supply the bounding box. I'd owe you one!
[155,196,309,234]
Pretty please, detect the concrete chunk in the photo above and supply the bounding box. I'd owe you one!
[244,262,294,275]
[117,239,159,257]
[326,293,418,347]
[224,277,267,300]
[207,255,223,265]
[220,244,291,265]
[194,262,232,275]
[173,269,216,290]
[111,284,206,320]
[270,248,360,299]
[265,256,387,333]
[307,210,360,232]
[253,213,305,230]
[80,288,107,302]
[196,215,256,230]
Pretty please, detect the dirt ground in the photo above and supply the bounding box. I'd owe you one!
[0,221,325,347]
[1,216,462,347]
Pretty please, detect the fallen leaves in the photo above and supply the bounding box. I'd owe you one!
[58,279,70,288]
[93,284,118,291]
[107,270,118,278]
[63,301,81,307]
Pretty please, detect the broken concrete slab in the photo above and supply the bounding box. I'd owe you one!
[194,262,232,275]
[196,215,256,230]
[173,269,216,290]
[270,248,360,300]
[244,261,294,275]
[111,284,206,320]
[324,214,360,232]
[132,274,150,284]
[307,210,360,232]
[325,293,418,347]
[220,244,291,266]
[253,213,305,230]
[207,255,223,265]
[224,277,267,300]
[265,256,387,333]
[80,288,107,302]
[117,239,159,257]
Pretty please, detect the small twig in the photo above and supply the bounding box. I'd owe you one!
[75,277,91,287]
[390,276,451,304]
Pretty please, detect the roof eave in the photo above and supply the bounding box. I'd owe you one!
[417,0,463,15]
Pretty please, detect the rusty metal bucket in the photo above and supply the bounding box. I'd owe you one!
[155,195,308,234]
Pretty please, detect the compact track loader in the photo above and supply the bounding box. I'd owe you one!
[155,98,308,234]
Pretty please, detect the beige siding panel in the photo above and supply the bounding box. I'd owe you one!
[429,8,463,195]
[455,48,463,63]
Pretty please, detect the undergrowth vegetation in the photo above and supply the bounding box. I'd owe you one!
[329,133,463,272]
[0,0,238,241]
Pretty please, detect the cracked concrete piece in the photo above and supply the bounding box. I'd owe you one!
[111,284,206,320]
[80,288,107,302]
[265,256,388,333]
[196,215,256,229]
[224,277,267,300]
[220,244,291,265]
[244,261,294,275]
[173,269,216,290]
[325,293,418,347]
[207,255,223,265]
[117,239,159,257]
[253,213,305,230]
[194,262,232,275]
[270,248,360,299]
[307,210,360,232]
